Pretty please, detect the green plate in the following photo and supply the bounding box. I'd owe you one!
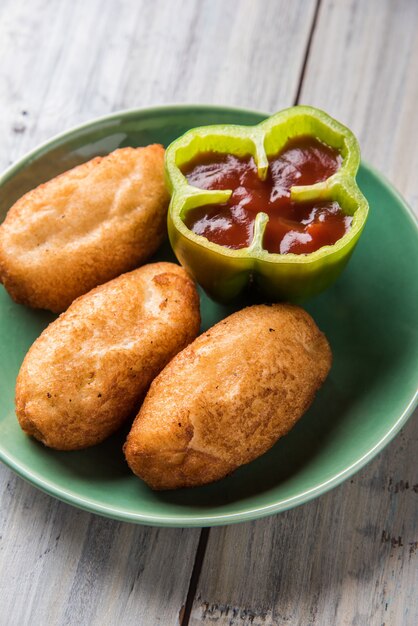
[0,105,417,527]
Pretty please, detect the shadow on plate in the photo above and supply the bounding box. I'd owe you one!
[28,421,133,482]
[7,179,417,510]
[26,237,412,508]
[152,265,411,508]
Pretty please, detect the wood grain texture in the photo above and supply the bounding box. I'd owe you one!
[191,421,418,626]
[0,1,316,625]
[190,1,418,625]
[0,475,199,625]
[300,0,418,208]
[0,0,316,172]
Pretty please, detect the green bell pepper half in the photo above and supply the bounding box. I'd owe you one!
[165,105,369,303]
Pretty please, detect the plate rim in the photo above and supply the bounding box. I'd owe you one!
[0,103,417,527]
[0,103,271,187]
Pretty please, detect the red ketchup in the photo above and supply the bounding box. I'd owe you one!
[181,136,352,254]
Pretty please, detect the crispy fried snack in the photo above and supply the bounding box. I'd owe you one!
[0,145,169,312]
[124,304,332,489]
[15,263,200,450]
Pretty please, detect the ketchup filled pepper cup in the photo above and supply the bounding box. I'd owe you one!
[164,106,369,303]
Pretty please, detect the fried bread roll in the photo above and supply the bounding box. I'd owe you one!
[0,145,169,312]
[16,263,200,450]
[124,304,331,489]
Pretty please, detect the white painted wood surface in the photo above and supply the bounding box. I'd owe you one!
[0,0,416,624]
[191,1,418,624]
[0,2,316,625]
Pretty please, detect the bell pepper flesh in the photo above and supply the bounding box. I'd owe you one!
[165,106,369,303]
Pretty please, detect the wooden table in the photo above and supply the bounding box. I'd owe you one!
[1,1,417,624]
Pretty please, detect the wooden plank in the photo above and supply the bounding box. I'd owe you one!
[191,421,418,625]
[190,1,418,624]
[0,0,317,172]
[0,1,316,624]
[299,0,418,208]
[0,479,197,625]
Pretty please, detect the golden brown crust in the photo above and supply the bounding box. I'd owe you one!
[15,262,200,450]
[124,304,332,490]
[0,145,169,312]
